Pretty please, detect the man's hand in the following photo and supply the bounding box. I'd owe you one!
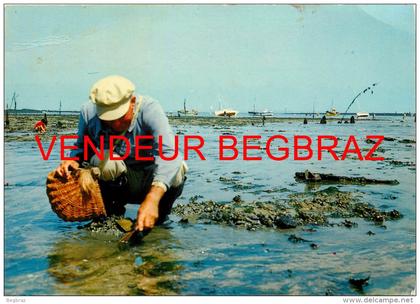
[56,160,79,179]
[135,185,166,231]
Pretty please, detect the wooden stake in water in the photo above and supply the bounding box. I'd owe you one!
[5,103,9,127]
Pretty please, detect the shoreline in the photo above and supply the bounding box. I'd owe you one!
[4,114,402,134]
[4,114,404,141]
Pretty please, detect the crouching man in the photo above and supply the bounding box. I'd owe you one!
[55,75,187,232]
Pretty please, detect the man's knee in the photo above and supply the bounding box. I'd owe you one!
[157,177,186,224]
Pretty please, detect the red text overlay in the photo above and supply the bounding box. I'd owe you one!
[35,134,385,162]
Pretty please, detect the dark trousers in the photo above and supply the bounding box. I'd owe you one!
[98,164,185,224]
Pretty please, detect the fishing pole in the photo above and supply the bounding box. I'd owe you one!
[340,82,379,123]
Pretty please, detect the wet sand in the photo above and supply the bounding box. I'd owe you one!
[4,114,416,296]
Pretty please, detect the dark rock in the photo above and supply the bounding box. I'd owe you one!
[295,171,399,185]
[310,243,319,249]
[366,231,375,236]
[399,139,416,144]
[349,276,370,289]
[372,214,385,224]
[274,215,297,229]
[383,137,396,141]
[388,160,415,167]
[341,220,358,228]
[288,234,310,243]
[232,195,242,203]
[387,209,402,220]
[179,217,189,224]
[383,194,397,200]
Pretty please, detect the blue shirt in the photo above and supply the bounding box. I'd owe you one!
[69,95,183,189]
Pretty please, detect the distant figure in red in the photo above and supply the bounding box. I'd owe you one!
[34,114,48,133]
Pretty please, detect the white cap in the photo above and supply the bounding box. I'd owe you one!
[89,75,135,121]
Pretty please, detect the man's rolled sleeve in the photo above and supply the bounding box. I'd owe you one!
[142,98,183,190]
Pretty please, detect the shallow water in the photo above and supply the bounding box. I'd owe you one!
[4,118,416,295]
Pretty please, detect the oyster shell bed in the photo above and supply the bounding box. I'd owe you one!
[173,187,402,231]
[77,187,403,235]
[79,215,134,237]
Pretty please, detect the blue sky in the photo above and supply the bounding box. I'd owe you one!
[5,4,415,113]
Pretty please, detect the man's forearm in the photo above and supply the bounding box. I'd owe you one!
[144,185,166,205]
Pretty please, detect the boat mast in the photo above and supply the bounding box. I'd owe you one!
[12,92,18,114]
[312,102,315,119]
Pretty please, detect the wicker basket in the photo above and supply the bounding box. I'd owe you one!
[46,168,107,221]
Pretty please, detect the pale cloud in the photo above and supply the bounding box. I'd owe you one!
[8,35,71,52]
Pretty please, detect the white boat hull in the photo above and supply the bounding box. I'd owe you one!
[248,111,273,117]
[356,112,370,119]
[177,110,198,116]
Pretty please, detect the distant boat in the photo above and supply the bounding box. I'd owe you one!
[177,99,198,117]
[356,112,370,119]
[325,107,339,116]
[248,104,273,117]
[215,108,238,117]
[214,100,238,117]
